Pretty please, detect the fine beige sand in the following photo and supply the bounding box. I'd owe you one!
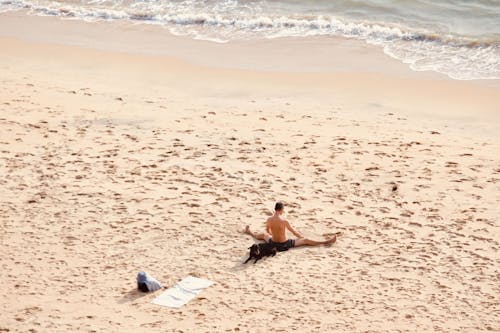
[1,14,499,333]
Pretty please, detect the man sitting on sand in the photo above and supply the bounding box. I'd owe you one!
[245,202,337,252]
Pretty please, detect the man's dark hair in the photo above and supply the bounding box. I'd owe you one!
[275,202,284,211]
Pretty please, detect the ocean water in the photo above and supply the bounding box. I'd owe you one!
[1,0,499,80]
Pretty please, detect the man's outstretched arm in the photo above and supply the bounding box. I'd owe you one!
[265,220,272,236]
[285,220,303,238]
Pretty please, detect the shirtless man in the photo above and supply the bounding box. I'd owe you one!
[245,202,337,252]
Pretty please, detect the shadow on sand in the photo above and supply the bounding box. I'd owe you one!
[118,288,150,304]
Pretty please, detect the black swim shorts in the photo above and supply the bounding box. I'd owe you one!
[268,238,295,252]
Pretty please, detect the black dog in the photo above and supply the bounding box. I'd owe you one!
[244,242,277,264]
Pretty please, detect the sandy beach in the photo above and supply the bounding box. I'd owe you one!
[1,12,499,333]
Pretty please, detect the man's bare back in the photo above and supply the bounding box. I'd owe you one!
[265,214,302,243]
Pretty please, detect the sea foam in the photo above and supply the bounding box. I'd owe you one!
[1,0,499,80]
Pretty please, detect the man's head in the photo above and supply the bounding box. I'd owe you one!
[274,201,284,214]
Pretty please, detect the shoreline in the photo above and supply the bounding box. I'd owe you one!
[1,10,499,333]
[1,30,499,140]
[1,10,499,83]
[0,11,473,79]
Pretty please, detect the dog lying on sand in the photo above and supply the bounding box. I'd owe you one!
[244,242,277,264]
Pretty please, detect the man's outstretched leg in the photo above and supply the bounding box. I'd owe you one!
[245,225,271,242]
[294,234,337,247]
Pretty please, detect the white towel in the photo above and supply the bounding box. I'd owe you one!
[151,276,214,308]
